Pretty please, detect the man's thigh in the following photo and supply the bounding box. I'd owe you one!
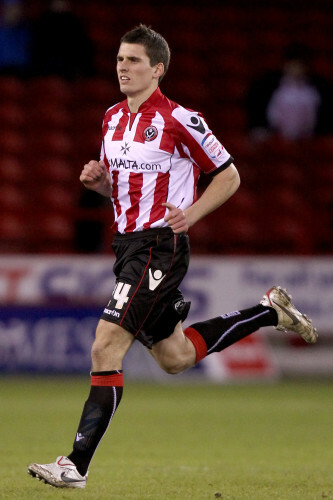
[95,319,135,350]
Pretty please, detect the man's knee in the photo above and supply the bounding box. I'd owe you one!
[91,320,134,369]
[162,360,187,375]
[91,337,112,362]
[151,324,196,374]
[156,352,192,375]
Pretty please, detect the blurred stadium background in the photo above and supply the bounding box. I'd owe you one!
[0,0,333,381]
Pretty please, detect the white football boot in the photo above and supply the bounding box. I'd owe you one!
[261,286,318,344]
[28,455,87,488]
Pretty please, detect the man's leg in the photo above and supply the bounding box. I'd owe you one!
[151,321,197,374]
[28,320,134,488]
[152,300,276,373]
[152,286,317,373]
[66,320,134,475]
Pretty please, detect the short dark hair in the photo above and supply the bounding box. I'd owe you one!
[120,24,170,83]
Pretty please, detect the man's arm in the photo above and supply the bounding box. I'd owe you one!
[164,164,240,234]
[80,160,112,197]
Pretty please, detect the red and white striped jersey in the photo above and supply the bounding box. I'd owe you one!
[100,87,233,233]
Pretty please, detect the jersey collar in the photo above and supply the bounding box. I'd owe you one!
[123,87,163,113]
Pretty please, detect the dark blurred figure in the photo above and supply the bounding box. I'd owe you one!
[75,190,110,253]
[31,0,94,79]
[246,43,333,141]
[0,0,31,77]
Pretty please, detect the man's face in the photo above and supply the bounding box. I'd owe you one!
[117,43,161,98]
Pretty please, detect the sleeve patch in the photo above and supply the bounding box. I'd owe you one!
[201,133,224,160]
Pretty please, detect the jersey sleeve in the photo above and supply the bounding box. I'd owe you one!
[171,106,234,175]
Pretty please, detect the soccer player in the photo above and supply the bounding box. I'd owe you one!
[28,25,317,489]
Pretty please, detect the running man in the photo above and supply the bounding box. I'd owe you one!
[28,25,317,489]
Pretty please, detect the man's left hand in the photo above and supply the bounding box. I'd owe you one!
[163,202,189,234]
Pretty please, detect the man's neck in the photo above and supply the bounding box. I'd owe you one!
[126,85,158,113]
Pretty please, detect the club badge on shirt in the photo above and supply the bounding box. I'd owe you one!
[143,126,158,142]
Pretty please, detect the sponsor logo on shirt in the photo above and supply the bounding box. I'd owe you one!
[202,133,224,159]
[187,115,206,134]
[143,126,158,142]
[120,142,131,155]
[108,124,122,131]
[109,158,162,170]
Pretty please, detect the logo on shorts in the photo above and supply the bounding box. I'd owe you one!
[103,308,120,318]
[174,300,185,311]
[148,269,165,291]
[143,126,158,142]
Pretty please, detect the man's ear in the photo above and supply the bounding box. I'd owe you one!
[154,62,164,80]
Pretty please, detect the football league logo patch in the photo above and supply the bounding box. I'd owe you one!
[202,133,224,159]
[143,126,158,142]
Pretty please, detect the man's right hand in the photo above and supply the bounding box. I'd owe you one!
[80,160,112,196]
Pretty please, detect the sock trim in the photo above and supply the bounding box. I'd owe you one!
[91,370,122,376]
[184,326,207,363]
[91,373,124,387]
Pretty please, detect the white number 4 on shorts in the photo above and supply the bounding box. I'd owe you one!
[113,282,131,309]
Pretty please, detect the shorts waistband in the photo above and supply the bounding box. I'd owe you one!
[113,227,174,242]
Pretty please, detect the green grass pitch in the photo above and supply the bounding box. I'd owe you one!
[0,377,332,500]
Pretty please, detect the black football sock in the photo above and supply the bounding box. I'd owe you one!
[67,370,123,476]
[185,304,277,363]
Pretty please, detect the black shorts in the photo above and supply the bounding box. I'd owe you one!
[100,227,191,348]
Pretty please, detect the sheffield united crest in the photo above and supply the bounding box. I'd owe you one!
[143,126,158,142]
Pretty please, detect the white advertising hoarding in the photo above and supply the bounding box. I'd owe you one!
[0,255,332,331]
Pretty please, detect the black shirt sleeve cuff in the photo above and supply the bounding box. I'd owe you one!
[208,156,234,177]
